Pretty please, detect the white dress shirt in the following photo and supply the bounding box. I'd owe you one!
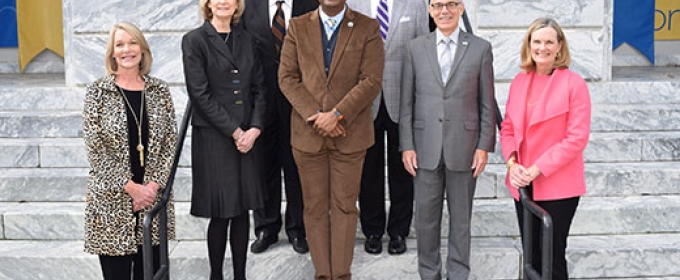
[269,0,293,28]
[319,5,347,36]
[436,27,460,62]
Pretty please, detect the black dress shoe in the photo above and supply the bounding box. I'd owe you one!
[289,237,309,254]
[364,235,382,254]
[387,235,406,255]
[250,232,278,253]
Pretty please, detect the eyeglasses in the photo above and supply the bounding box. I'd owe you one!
[430,1,461,11]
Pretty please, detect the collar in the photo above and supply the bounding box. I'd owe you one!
[436,28,460,45]
[270,0,286,8]
[99,74,154,92]
[319,4,347,26]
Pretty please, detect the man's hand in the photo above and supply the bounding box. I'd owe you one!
[402,150,418,177]
[323,124,346,138]
[471,149,488,178]
[307,111,345,137]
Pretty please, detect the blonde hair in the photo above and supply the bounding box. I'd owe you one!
[104,22,152,75]
[199,0,246,23]
[519,18,571,72]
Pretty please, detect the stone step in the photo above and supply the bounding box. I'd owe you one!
[493,80,680,106]
[1,103,678,138]
[0,82,189,111]
[1,129,678,169]
[1,195,678,241]
[0,138,192,168]
[2,73,678,110]
[589,104,680,132]
[485,131,680,164]
[1,233,679,279]
[0,111,82,138]
[2,161,679,203]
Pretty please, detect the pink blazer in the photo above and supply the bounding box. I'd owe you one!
[500,68,591,201]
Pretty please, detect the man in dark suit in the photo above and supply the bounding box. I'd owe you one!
[400,0,496,279]
[346,0,429,256]
[278,0,384,278]
[241,0,318,255]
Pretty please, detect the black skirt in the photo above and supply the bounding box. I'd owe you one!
[190,126,264,219]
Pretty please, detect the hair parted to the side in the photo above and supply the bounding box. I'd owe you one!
[519,18,571,72]
[199,0,246,23]
[104,22,153,75]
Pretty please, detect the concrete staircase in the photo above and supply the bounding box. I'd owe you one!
[1,68,679,279]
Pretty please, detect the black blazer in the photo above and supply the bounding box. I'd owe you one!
[181,20,266,138]
[241,0,318,121]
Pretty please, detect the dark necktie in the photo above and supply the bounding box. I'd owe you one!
[272,1,286,56]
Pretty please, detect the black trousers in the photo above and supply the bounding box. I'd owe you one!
[99,245,160,280]
[359,98,414,238]
[514,185,580,280]
[253,88,305,240]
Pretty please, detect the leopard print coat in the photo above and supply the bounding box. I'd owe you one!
[83,74,177,256]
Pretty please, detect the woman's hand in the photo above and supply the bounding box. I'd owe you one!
[124,180,156,211]
[508,164,531,188]
[236,128,261,154]
[508,163,542,188]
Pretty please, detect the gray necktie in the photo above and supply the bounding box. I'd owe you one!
[440,39,453,82]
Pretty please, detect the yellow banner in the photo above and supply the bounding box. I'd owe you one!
[655,0,680,40]
[17,0,64,70]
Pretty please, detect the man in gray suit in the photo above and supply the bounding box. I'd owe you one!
[345,0,429,255]
[399,0,495,279]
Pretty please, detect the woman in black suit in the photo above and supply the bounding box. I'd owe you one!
[181,0,266,279]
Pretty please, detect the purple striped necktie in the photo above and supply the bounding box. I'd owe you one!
[377,0,389,41]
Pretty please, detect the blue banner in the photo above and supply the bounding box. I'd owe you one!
[613,0,655,63]
[0,0,17,47]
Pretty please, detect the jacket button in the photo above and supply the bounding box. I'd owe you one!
[438,118,443,122]
[327,86,332,91]
[234,90,241,95]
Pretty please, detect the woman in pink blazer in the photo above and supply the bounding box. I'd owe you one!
[500,18,591,280]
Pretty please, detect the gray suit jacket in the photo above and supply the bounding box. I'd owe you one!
[346,0,429,122]
[399,30,496,171]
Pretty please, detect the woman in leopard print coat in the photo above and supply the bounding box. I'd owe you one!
[83,22,177,279]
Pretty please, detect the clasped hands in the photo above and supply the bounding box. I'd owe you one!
[125,180,160,212]
[307,111,346,138]
[508,163,541,189]
[232,127,261,154]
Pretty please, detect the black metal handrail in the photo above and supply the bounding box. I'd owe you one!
[519,188,553,280]
[460,10,554,280]
[142,100,193,280]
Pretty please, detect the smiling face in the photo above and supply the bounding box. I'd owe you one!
[112,29,142,73]
[529,26,562,74]
[209,0,237,20]
[429,0,464,36]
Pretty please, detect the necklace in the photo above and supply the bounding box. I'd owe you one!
[117,85,146,167]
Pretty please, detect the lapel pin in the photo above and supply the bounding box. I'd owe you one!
[462,41,468,46]
[348,21,354,28]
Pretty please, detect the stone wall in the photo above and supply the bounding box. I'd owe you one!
[62,0,613,86]
[62,0,199,85]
